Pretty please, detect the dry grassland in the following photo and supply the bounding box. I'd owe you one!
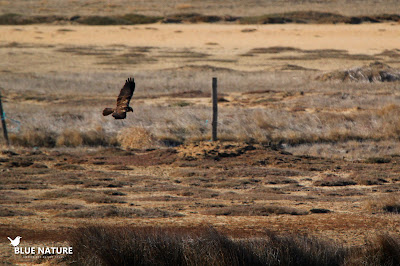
[1,0,400,17]
[0,6,400,265]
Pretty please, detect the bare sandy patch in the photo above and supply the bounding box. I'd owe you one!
[1,23,399,72]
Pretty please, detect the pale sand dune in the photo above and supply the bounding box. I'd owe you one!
[1,24,399,54]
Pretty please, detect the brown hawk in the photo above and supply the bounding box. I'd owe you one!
[103,77,135,119]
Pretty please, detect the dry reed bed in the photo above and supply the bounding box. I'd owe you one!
[65,225,400,266]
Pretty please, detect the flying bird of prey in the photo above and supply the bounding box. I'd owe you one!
[103,77,135,119]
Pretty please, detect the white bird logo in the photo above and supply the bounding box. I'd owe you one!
[7,236,21,247]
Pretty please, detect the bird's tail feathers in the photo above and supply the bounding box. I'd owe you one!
[7,237,12,241]
[103,108,114,116]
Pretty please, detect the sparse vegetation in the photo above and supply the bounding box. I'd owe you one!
[1,11,399,25]
[58,206,184,218]
[204,204,308,216]
[0,207,35,217]
[76,14,161,25]
[367,195,400,214]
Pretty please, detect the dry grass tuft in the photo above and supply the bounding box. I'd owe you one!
[57,127,114,147]
[10,129,57,147]
[314,176,357,187]
[117,127,158,150]
[347,234,400,265]
[56,129,83,147]
[9,126,116,148]
[367,195,400,214]
[0,206,35,217]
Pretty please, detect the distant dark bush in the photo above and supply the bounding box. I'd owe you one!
[76,14,161,25]
[310,208,331,214]
[0,13,33,24]
[0,13,64,25]
[76,16,130,25]
[314,178,357,186]
[365,157,391,164]
[0,207,35,216]
[58,206,184,218]
[383,204,400,214]
[162,13,221,23]
[121,14,162,24]
[204,204,308,216]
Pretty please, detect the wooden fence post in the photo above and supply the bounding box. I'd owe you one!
[0,91,10,146]
[212,77,218,141]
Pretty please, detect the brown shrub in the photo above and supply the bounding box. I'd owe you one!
[82,195,127,204]
[33,203,84,211]
[10,127,115,148]
[0,207,35,216]
[347,234,400,265]
[367,195,400,214]
[10,129,56,147]
[117,127,158,149]
[56,129,83,147]
[314,174,357,186]
[56,127,115,147]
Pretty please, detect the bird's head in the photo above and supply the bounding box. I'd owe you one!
[16,236,21,240]
[127,107,133,112]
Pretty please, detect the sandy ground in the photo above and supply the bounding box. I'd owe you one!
[1,24,398,52]
[1,23,400,73]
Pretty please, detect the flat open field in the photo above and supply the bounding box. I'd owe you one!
[1,21,400,264]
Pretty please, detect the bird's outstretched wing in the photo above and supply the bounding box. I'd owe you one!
[102,108,114,116]
[114,78,135,116]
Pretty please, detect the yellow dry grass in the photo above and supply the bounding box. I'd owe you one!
[117,127,157,149]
